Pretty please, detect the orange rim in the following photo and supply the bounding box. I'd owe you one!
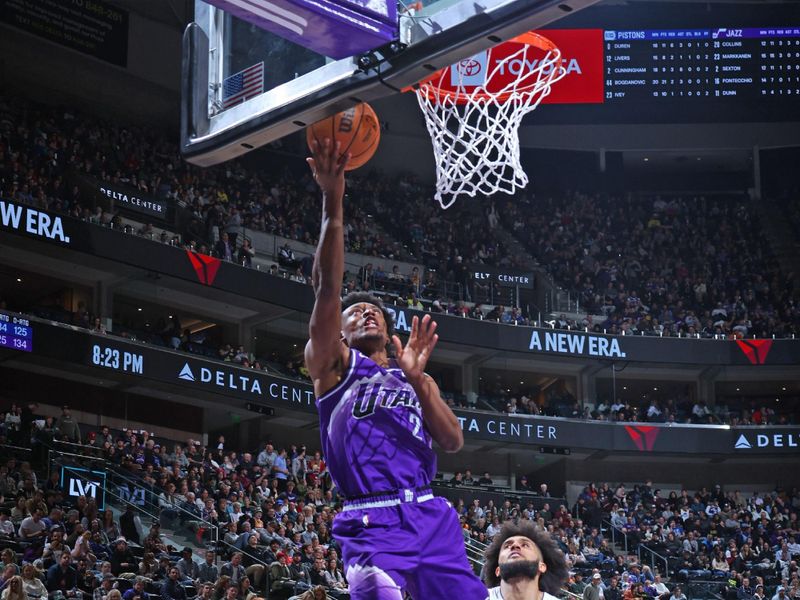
[411,32,562,104]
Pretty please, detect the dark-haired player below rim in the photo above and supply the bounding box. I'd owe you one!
[304,138,487,600]
[484,521,569,600]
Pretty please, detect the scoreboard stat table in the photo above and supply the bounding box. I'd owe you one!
[603,27,800,101]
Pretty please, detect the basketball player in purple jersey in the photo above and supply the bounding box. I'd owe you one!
[304,139,488,600]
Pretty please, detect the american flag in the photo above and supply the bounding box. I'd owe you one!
[221,62,264,110]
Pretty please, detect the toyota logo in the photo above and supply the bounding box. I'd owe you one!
[457,58,482,76]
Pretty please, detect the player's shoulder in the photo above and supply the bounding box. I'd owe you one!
[487,587,503,600]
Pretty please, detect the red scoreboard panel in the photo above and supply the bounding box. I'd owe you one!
[537,29,605,104]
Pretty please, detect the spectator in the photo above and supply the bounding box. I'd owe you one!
[323,557,348,599]
[20,564,47,600]
[215,232,235,262]
[239,577,259,600]
[175,548,198,583]
[198,551,219,585]
[571,572,588,595]
[272,449,290,487]
[1,576,25,600]
[269,553,295,599]
[122,577,150,600]
[196,583,213,600]
[56,406,81,443]
[238,239,255,268]
[109,537,136,577]
[118,506,141,546]
[278,244,299,270]
[94,574,117,600]
[669,586,687,600]
[738,577,754,600]
[241,535,267,590]
[161,567,188,600]
[584,573,603,600]
[47,552,79,598]
[220,553,246,587]
[18,508,47,543]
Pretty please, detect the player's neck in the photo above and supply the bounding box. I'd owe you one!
[366,347,390,368]
[500,579,542,600]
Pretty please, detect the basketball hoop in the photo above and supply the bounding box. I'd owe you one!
[411,32,565,209]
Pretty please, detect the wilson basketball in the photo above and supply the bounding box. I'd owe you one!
[307,103,381,171]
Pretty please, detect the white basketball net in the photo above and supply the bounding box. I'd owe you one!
[415,40,565,209]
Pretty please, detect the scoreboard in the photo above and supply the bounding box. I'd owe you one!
[523,0,800,125]
[531,25,800,123]
[603,27,800,103]
[0,312,33,353]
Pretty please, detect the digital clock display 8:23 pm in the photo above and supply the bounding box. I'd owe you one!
[0,312,33,353]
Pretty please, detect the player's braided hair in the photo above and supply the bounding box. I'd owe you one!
[341,292,395,339]
[483,520,569,592]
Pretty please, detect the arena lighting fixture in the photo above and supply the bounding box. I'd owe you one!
[643,157,649,162]
[653,387,658,391]
[736,388,740,391]
[137,307,143,312]
[16,277,22,282]
[782,387,787,391]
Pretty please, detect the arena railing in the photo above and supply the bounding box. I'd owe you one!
[47,441,221,545]
[48,449,162,527]
[603,519,633,555]
[1,443,33,462]
[603,519,673,578]
[638,544,670,578]
[46,441,284,587]
[431,482,567,513]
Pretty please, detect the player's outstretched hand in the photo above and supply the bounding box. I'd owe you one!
[392,314,438,387]
[306,138,349,200]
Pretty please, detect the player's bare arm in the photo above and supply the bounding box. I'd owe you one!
[304,138,351,396]
[392,314,464,453]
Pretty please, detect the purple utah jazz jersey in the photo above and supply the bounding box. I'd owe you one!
[316,348,436,497]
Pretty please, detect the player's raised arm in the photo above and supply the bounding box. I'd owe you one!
[304,139,350,390]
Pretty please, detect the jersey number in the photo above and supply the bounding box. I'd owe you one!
[409,413,424,441]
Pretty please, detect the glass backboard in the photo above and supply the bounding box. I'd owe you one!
[181,0,600,166]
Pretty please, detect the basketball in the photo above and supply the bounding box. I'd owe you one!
[306,103,381,171]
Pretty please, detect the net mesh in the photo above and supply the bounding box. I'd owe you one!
[415,39,565,209]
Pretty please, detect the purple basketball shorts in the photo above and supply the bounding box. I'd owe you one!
[333,493,488,600]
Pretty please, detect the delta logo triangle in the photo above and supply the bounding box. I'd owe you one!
[735,339,772,365]
[734,434,752,449]
[624,425,660,452]
[186,250,222,286]
[179,363,196,382]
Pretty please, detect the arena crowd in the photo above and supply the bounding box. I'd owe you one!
[1,93,798,339]
[1,412,799,600]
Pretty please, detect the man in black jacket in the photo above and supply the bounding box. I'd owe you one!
[110,538,136,575]
[46,553,79,598]
[161,567,188,600]
[119,505,140,545]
